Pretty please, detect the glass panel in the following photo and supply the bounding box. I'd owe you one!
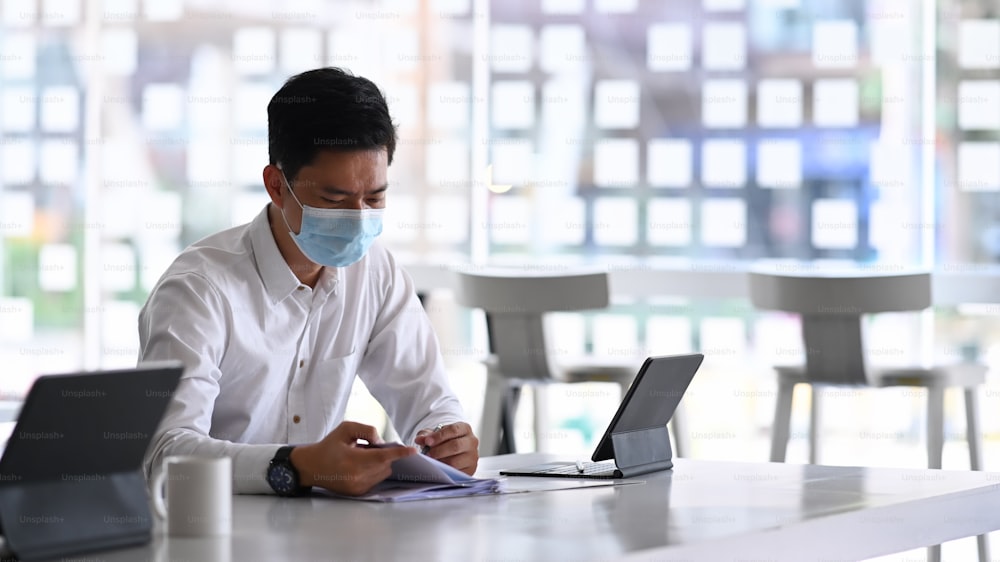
[700,198,746,247]
[812,20,857,67]
[101,28,138,75]
[40,86,79,132]
[593,198,638,246]
[957,80,1000,130]
[756,139,801,189]
[0,192,35,237]
[541,0,584,15]
[233,27,276,75]
[957,19,1000,69]
[647,24,692,72]
[0,33,37,78]
[593,139,638,187]
[2,86,36,132]
[539,25,586,73]
[491,81,534,129]
[703,22,746,70]
[813,79,858,127]
[648,199,693,246]
[594,80,640,129]
[279,29,322,74]
[42,0,81,26]
[3,0,37,26]
[103,0,138,22]
[592,314,638,358]
[811,199,859,249]
[757,79,803,128]
[701,139,746,188]
[702,79,747,128]
[142,0,182,21]
[490,25,533,73]
[648,139,692,187]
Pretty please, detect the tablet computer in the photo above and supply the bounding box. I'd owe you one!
[0,362,183,560]
[500,353,703,479]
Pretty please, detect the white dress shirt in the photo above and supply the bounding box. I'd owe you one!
[139,206,466,494]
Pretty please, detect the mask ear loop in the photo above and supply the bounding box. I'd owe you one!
[276,166,304,235]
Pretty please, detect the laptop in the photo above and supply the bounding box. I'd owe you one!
[500,353,703,479]
[0,362,183,561]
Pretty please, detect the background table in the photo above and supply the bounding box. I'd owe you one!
[0,401,19,424]
[404,262,1000,305]
[88,453,1000,562]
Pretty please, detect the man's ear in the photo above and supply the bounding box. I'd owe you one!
[263,165,285,207]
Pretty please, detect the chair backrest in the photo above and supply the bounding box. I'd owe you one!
[747,271,931,384]
[452,269,610,381]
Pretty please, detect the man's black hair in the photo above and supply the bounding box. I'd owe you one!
[267,67,397,182]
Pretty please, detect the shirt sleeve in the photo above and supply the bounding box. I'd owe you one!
[139,273,280,494]
[356,257,468,445]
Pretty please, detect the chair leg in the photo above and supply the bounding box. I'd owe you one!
[962,388,990,562]
[977,533,990,562]
[964,388,983,471]
[669,401,689,458]
[533,385,549,453]
[478,373,507,457]
[499,386,522,455]
[770,380,795,463]
[809,386,821,465]
[927,386,945,470]
[925,535,989,562]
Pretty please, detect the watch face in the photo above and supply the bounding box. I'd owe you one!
[267,464,298,494]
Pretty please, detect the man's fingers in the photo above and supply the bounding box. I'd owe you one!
[343,464,394,496]
[436,422,465,440]
[425,436,465,459]
[437,452,478,475]
[377,445,417,462]
[336,421,381,444]
[422,422,469,447]
[355,444,417,464]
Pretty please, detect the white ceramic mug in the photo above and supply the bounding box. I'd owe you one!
[151,455,232,537]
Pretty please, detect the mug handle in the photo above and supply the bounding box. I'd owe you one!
[151,464,169,519]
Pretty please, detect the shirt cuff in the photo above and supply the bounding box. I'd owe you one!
[233,444,284,494]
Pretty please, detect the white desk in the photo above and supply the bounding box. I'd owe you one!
[91,453,1000,562]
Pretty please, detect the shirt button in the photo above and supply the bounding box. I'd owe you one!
[299,360,305,368]
[297,286,306,291]
[293,415,301,424]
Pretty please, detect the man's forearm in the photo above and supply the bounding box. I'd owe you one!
[145,427,281,494]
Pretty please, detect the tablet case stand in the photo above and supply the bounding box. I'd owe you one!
[610,426,674,478]
[0,471,152,561]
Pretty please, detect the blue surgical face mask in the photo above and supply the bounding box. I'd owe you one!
[278,170,384,268]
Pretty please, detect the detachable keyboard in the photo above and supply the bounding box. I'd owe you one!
[500,461,623,479]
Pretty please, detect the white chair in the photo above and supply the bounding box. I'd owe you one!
[453,268,688,457]
[748,270,988,562]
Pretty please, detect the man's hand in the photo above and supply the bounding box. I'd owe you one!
[289,421,416,496]
[414,422,479,475]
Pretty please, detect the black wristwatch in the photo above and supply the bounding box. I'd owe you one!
[267,446,310,497]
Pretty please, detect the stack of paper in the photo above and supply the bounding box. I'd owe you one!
[321,445,503,502]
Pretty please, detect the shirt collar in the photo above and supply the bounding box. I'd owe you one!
[250,205,303,305]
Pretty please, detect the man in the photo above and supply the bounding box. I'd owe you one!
[139,67,478,496]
